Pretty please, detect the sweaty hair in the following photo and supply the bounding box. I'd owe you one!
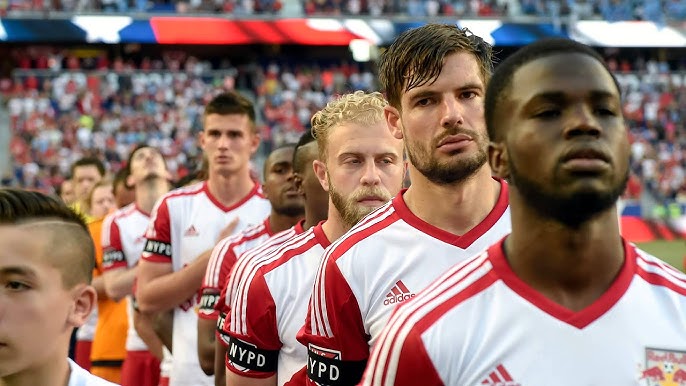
[485,38,620,142]
[311,91,387,160]
[0,188,94,288]
[203,91,257,133]
[70,157,106,178]
[293,129,317,174]
[378,23,494,110]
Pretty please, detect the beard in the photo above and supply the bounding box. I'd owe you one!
[329,183,394,228]
[406,127,488,185]
[508,155,629,229]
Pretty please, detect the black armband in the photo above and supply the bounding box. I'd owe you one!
[143,240,172,257]
[103,250,125,266]
[199,291,219,312]
[227,336,279,372]
[306,346,367,385]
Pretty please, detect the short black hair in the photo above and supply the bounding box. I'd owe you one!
[293,129,317,174]
[70,157,106,178]
[204,91,257,132]
[263,143,296,178]
[0,188,94,287]
[485,38,619,142]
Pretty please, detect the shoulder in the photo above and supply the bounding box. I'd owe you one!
[323,201,399,265]
[68,359,119,386]
[633,244,686,296]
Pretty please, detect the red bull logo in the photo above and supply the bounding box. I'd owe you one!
[639,348,686,385]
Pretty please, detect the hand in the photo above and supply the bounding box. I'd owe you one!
[217,217,239,242]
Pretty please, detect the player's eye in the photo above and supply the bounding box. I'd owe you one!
[5,281,30,291]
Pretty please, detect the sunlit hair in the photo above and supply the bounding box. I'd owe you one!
[311,91,388,160]
[378,23,493,110]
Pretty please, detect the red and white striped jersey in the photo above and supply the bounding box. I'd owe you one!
[215,221,307,344]
[102,203,151,351]
[199,218,275,321]
[142,181,271,386]
[362,239,686,386]
[297,179,511,385]
[224,223,331,386]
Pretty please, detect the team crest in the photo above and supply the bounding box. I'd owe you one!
[638,347,686,385]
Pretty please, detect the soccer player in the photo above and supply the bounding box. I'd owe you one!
[297,24,512,385]
[224,91,405,386]
[136,91,271,386]
[362,38,686,386]
[211,129,328,386]
[102,145,173,386]
[197,145,305,375]
[0,188,116,386]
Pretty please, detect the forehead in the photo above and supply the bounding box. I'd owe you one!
[509,53,619,103]
[73,165,100,177]
[328,121,401,155]
[0,225,49,267]
[266,147,295,168]
[204,113,251,132]
[405,52,483,98]
[132,146,163,160]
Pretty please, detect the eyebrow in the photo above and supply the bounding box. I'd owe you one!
[408,82,484,101]
[337,152,400,160]
[528,90,618,104]
[270,161,292,169]
[0,265,38,279]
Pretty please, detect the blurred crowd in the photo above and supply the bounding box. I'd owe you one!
[0,48,376,194]
[2,0,686,21]
[1,49,685,210]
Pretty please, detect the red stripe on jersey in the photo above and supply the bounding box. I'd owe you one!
[635,252,686,285]
[497,364,513,381]
[489,372,502,383]
[490,238,636,329]
[391,179,509,249]
[373,270,497,386]
[202,181,263,213]
[636,253,686,296]
[396,281,410,294]
[312,204,398,337]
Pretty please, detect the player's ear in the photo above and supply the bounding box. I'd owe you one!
[68,284,97,328]
[293,173,304,195]
[312,160,329,192]
[488,141,509,180]
[385,105,403,140]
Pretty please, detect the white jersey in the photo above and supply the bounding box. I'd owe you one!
[102,204,150,351]
[68,358,119,386]
[199,218,274,321]
[298,179,511,385]
[363,240,686,386]
[216,221,307,345]
[225,223,330,386]
[143,181,271,386]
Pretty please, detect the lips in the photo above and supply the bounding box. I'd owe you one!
[437,133,472,148]
[561,147,611,163]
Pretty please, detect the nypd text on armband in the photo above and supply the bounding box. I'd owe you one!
[144,240,172,257]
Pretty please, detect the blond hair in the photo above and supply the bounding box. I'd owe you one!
[311,91,388,160]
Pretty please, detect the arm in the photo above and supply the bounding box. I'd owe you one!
[136,250,212,313]
[92,275,108,299]
[223,271,280,386]
[296,259,369,386]
[153,310,174,352]
[132,306,164,360]
[214,322,227,386]
[103,267,138,302]
[199,240,241,375]
[360,321,443,386]
[101,214,134,301]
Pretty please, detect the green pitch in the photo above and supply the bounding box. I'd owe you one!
[637,240,686,272]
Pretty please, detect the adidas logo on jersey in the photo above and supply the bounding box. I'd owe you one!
[481,364,520,386]
[383,280,415,306]
[184,225,199,237]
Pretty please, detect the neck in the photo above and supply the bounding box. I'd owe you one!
[206,171,254,207]
[0,357,70,386]
[303,203,328,231]
[403,165,500,235]
[268,211,304,234]
[320,204,349,243]
[136,178,170,214]
[505,193,624,312]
